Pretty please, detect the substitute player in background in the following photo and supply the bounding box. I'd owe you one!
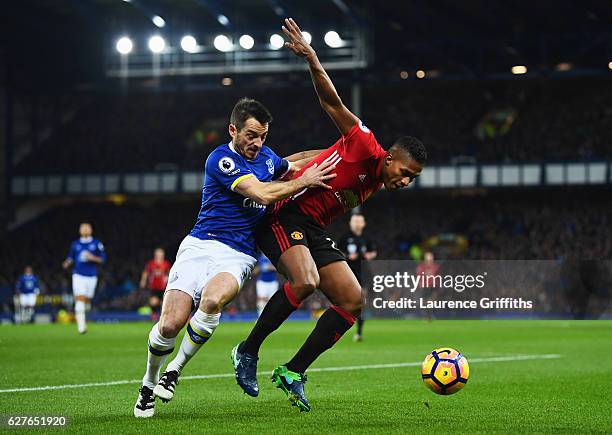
[14,266,40,324]
[255,254,279,316]
[62,222,106,334]
[233,18,427,412]
[416,251,440,281]
[140,248,171,321]
[416,251,440,321]
[338,213,377,341]
[133,97,333,418]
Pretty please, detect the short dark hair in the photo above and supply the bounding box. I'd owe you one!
[230,97,273,131]
[393,136,427,164]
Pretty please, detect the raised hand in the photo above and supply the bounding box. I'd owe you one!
[282,18,315,59]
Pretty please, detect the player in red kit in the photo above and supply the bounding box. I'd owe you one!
[416,251,440,284]
[140,248,171,321]
[231,18,428,412]
[417,251,441,322]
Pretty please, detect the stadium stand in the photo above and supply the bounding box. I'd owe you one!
[1,187,610,314]
[13,77,612,175]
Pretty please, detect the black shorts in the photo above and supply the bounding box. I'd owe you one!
[257,204,345,269]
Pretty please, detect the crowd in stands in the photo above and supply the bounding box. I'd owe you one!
[350,187,612,261]
[1,187,610,314]
[364,77,612,163]
[14,77,612,175]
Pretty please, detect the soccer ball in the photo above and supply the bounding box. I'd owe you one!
[421,348,469,395]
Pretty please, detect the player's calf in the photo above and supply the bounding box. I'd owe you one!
[157,311,220,402]
[285,304,357,374]
[240,283,306,356]
[74,296,88,334]
[139,292,188,413]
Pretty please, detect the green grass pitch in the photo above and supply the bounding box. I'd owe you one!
[1,319,611,433]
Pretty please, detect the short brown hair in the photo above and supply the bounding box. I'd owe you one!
[230,97,273,131]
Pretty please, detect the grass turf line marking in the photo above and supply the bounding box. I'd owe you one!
[0,354,561,394]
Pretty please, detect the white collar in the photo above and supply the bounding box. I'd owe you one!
[228,141,238,154]
[80,237,93,243]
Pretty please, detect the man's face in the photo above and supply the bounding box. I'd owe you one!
[424,252,434,263]
[79,223,92,238]
[24,266,33,275]
[382,151,423,191]
[154,248,165,261]
[350,214,366,233]
[229,117,269,160]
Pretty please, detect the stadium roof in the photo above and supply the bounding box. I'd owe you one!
[2,0,611,89]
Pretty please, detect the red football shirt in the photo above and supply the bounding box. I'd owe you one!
[145,259,171,291]
[285,121,387,227]
[416,262,440,288]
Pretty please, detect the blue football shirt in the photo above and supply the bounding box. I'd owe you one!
[66,237,107,277]
[16,274,40,294]
[190,142,290,258]
[257,254,277,282]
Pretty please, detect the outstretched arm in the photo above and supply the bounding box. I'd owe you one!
[284,149,325,174]
[282,18,359,136]
[284,149,325,162]
[234,159,336,206]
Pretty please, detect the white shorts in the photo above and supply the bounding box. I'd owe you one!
[19,293,37,307]
[72,274,98,299]
[165,236,257,306]
[256,280,278,299]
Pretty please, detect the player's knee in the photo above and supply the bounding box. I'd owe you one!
[158,315,184,338]
[290,271,319,300]
[199,294,225,313]
[291,279,319,300]
[338,291,363,316]
[342,302,362,317]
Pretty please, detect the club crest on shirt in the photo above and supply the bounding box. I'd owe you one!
[291,231,304,240]
[219,156,236,174]
[266,158,274,174]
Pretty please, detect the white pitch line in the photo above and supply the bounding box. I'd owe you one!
[0,354,561,394]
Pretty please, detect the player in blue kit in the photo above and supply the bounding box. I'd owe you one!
[15,266,40,324]
[134,97,333,418]
[255,254,279,316]
[62,222,106,334]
